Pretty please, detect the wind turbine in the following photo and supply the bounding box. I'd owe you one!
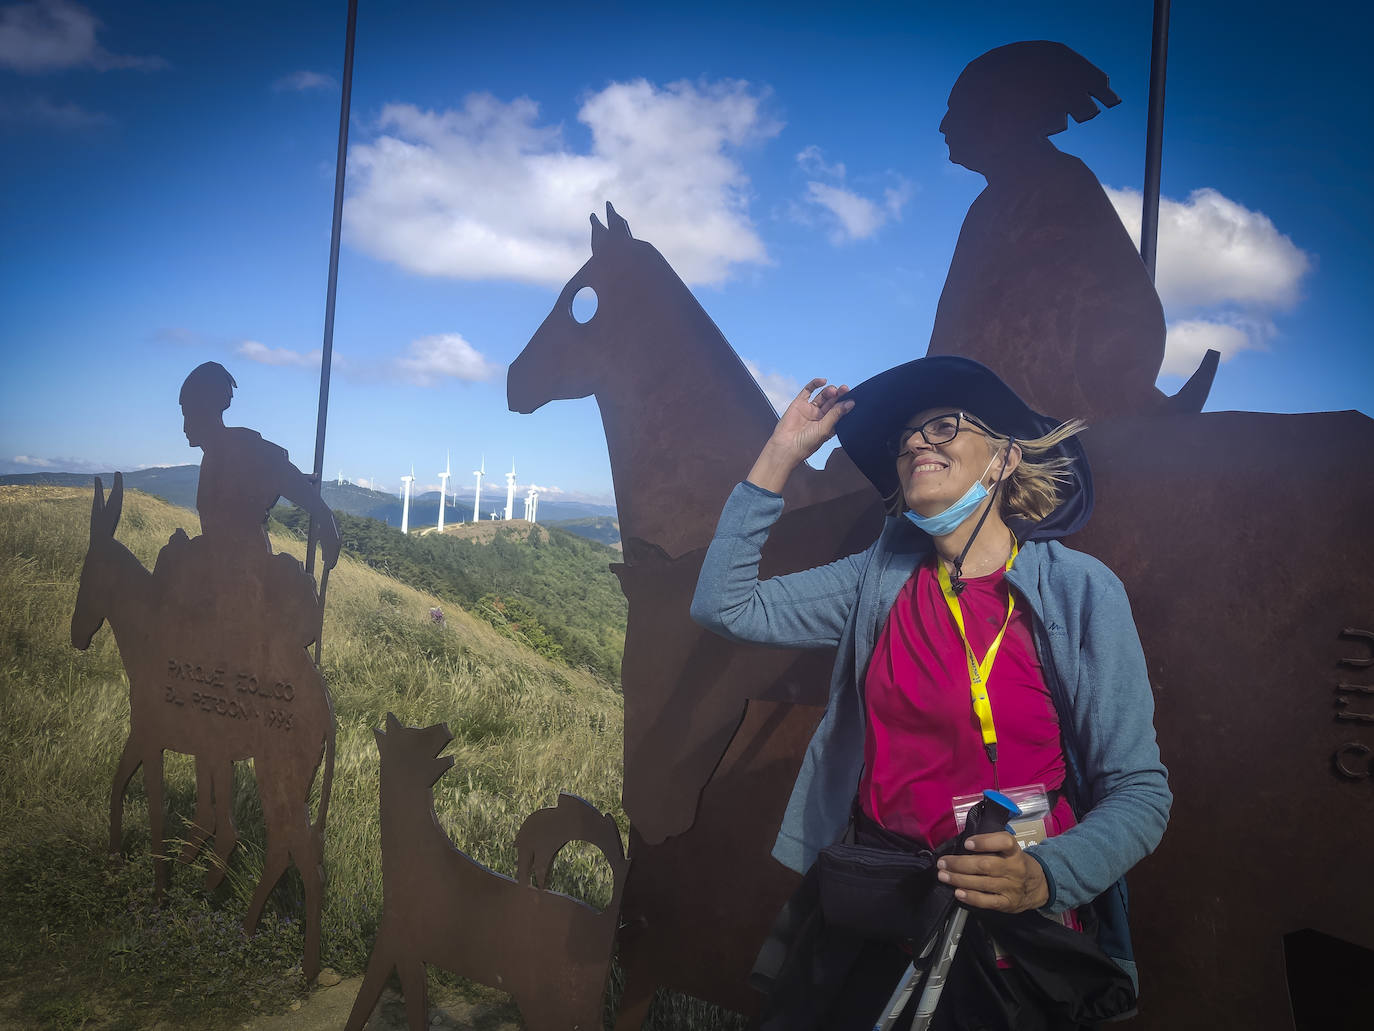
[524,487,539,524]
[472,456,485,522]
[437,452,451,533]
[400,466,414,535]
[504,460,517,521]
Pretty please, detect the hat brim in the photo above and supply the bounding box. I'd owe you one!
[835,355,1093,540]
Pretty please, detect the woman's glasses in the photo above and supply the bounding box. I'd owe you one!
[885,412,989,456]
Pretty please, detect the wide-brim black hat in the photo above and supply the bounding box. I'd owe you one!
[835,355,1093,541]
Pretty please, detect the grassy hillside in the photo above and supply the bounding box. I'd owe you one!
[549,516,622,551]
[272,505,627,683]
[0,486,741,1030]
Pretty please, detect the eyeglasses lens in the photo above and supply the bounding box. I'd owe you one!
[888,414,962,455]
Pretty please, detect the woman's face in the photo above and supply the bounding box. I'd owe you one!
[895,407,1006,517]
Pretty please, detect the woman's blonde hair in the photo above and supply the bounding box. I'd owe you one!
[986,418,1087,523]
[884,414,1087,523]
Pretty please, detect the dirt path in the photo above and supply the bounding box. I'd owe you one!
[240,972,522,1031]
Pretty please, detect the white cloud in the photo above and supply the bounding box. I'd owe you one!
[1161,318,1265,377]
[4,453,108,473]
[0,0,166,73]
[743,358,802,415]
[804,182,887,242]
[11,454,57,467]
[274,70,336,92]
[151,326,205,347]
[794,145,911,243]
[0,94,111,128]
[393,333,499,387]
[1105,186,1310,312]
[345,79,780,287]
[1105,186,1311,377]
[236,340,321,368]
[796,144,845,179]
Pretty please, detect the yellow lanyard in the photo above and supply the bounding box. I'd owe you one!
[936,540,1019,774]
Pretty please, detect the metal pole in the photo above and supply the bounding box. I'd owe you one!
[1140,0,1171,280]
[307,0,359,661]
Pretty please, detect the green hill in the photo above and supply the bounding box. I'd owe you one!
[550,515,622,550]
[271,505,627,684]
[0,485,626,1028]
[0,485,744,1031]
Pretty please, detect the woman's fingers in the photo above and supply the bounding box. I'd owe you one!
[817,396,855,435]
[935,836,1049,912]
[793,378,828,407]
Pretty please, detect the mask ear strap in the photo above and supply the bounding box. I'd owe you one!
[951,438,1016,595]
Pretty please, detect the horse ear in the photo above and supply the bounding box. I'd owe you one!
[590,212,607,254]
[91,476,105,526]
[107,472,124,530]
[606,202,631,238]
[386,711,402,733]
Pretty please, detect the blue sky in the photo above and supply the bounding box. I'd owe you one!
[2,0,1370,504]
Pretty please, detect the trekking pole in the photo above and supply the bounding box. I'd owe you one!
[874,790,1021,1031]
[871,931,940,1031]
[908,790,1020,1030]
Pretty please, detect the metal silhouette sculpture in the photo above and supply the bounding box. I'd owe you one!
[510,205,883,1025]
[70,363,339,981]
[509,197,1374,1028]
[1065,412,1374,1030]
[344,715,629,1031]
[509,202,871,566]
[925,41,1215,422]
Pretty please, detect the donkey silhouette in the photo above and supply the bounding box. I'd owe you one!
[71,473,336,980]
[345,714,628,1031]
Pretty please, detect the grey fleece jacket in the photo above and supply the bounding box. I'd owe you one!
[690,481,1171,919]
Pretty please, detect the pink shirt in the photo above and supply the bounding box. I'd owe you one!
[859,559,1077,848]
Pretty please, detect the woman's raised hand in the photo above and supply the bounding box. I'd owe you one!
[746,378,854,494]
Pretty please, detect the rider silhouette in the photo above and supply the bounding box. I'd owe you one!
[926,41,1167,423]
[178,361,341,571]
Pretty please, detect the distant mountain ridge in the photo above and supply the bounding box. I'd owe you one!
[0,466,619,541]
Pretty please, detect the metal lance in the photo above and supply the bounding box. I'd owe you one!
[1140,0,1170,279]
[306,0,359,663]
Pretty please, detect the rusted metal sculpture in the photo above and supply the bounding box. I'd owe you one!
[1068,413,1374,1030]
[509,198,1374,1028]
[509,202,870,567]
[70,363,339,981]
[509,207,881,1024]
[925,40,1214,423]
[344,714,629,1031]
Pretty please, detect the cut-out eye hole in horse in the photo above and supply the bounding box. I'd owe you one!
[510,205,1374,1030]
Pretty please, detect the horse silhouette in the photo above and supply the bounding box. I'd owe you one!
[344,715,628,1031]
[508,202,870,565]
[509,207,1374,1028]
[71,473,336,981]
[508,207,881,1025]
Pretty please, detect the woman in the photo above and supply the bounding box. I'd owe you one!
[691,356,1170,1029]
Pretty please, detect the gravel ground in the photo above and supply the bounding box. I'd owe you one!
[240,972,522,1031]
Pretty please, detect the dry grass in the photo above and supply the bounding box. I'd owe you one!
[0,484,744,1030]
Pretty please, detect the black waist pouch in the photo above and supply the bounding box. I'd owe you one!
[816,841,935,940]
[816,810,947,942]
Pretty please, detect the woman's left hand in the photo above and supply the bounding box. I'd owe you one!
[936,832,1049,913]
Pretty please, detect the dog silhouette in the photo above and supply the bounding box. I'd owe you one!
[345,713,628,1030]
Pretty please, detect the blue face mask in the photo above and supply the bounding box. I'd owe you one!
[902,453,999,537]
